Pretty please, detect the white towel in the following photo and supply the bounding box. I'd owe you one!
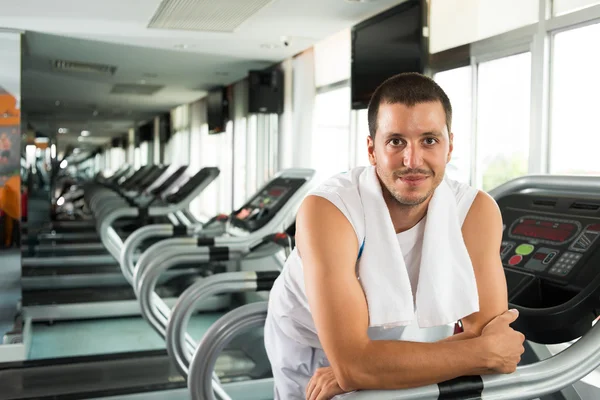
[357,166,479,328]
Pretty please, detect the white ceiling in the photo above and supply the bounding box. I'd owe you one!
[0,0,407,150]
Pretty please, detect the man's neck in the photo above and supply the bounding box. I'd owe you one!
[382,187,430,234]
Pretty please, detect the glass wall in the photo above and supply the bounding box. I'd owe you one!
[476,52,531,190]
[312,87,351,179]
[549,21,600,175]
[434,66,473,184]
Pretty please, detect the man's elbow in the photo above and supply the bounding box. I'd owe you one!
[331,363,361,392]
[329,351,370,392]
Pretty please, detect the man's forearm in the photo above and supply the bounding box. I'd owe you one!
[437,330,478,343]
[341,337,490,391]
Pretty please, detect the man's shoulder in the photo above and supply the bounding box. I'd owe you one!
[313,166,367,191]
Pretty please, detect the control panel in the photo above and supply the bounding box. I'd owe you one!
[230,177,306,232]
[498,194,600,287]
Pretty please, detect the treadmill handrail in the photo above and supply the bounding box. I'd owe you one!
[330,321,600,399]
[98,208,139,261]
[133,240,250,335]
[135,245,210,337]
[132,244,235,400]
[166,271,260,376]
[188,302,269,400]
[488,174,600,201]
[120,224,188,285]
[188,305,600,400]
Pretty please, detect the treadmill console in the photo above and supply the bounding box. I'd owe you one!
[499,194,600,290]
[230,177,306,232]
[164,167,220,204]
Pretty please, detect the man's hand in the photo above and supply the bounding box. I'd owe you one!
[477,309,526,374]
[306,367,350,400]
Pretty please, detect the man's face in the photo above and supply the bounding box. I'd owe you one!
[368,101,453,206]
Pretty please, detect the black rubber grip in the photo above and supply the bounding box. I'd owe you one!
[256,271,280,291]
[197,238,216,247]
[172,225,188,236]
[209,246,229,261]
[438,375,483,399]
[137,207,149,221]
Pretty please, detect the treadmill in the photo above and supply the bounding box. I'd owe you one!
[21,165,198,267]
[40,165,156,232]
[43,164,190,246]
[188,174,600,400]
[1,169,316,400]
[22,164,159,248]
[21,167,222,321]
[26,164,183,250]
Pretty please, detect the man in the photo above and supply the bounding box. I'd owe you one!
[264,73,525,400]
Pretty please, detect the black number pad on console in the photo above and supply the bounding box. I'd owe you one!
[548,252,582,276]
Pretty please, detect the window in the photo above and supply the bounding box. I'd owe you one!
[351,109,370,168]
[233,117,247,208]
[314,29,351,87]
[476,52,531,191]
[550,22,600,175]
[434,66,473,184]
[553,0,600,16]
[246,114,258,198]
[110,148,126,173]
[140,142,149,166]
[133,147,141,169]
[189,127,202,173]
[196,122,233,217]
[430,0,539,53]
[312,86,351,180]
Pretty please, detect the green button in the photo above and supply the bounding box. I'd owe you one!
[516,244,535,256]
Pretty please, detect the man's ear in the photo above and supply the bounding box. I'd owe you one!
[367,135,376,166]
[447,132,454,164]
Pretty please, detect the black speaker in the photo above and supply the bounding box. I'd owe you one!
[138,121,154,143]
[159,112,172,142]
[248,69,284,114]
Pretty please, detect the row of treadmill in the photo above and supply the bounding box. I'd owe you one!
[4,163,600,400]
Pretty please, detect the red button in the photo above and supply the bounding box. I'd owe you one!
[509,255,523,266]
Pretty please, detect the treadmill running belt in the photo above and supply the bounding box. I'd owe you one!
[23,285,178,306]
[0,351,185,400]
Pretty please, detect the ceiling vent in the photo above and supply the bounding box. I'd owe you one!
[52,59,117,76]
[111,84,164,96]
[148,0,274,32]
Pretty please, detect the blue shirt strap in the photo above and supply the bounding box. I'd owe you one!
[357,239,365,260]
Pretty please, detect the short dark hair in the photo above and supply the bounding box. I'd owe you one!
[367,72,452,139]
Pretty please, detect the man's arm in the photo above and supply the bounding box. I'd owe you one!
[438,191,509,342]
[459,191,509,334]
[299,195,524,392]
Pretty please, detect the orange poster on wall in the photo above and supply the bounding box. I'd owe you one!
[0,87,21,223]
[0,89,20,186]
[0,91,20,127]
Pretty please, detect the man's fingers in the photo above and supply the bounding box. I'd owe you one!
[503,309,519,323]
[490,309,519,325]
[306,376,317,400]
[312,386,323,400]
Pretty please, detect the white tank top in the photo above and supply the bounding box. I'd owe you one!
[268,171,478,349]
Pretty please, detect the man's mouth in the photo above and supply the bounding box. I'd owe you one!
[397,174,429,186]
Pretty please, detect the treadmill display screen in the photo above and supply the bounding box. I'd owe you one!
[231,178,306,232]
[236,186,290,221]
[509,217,580,244]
